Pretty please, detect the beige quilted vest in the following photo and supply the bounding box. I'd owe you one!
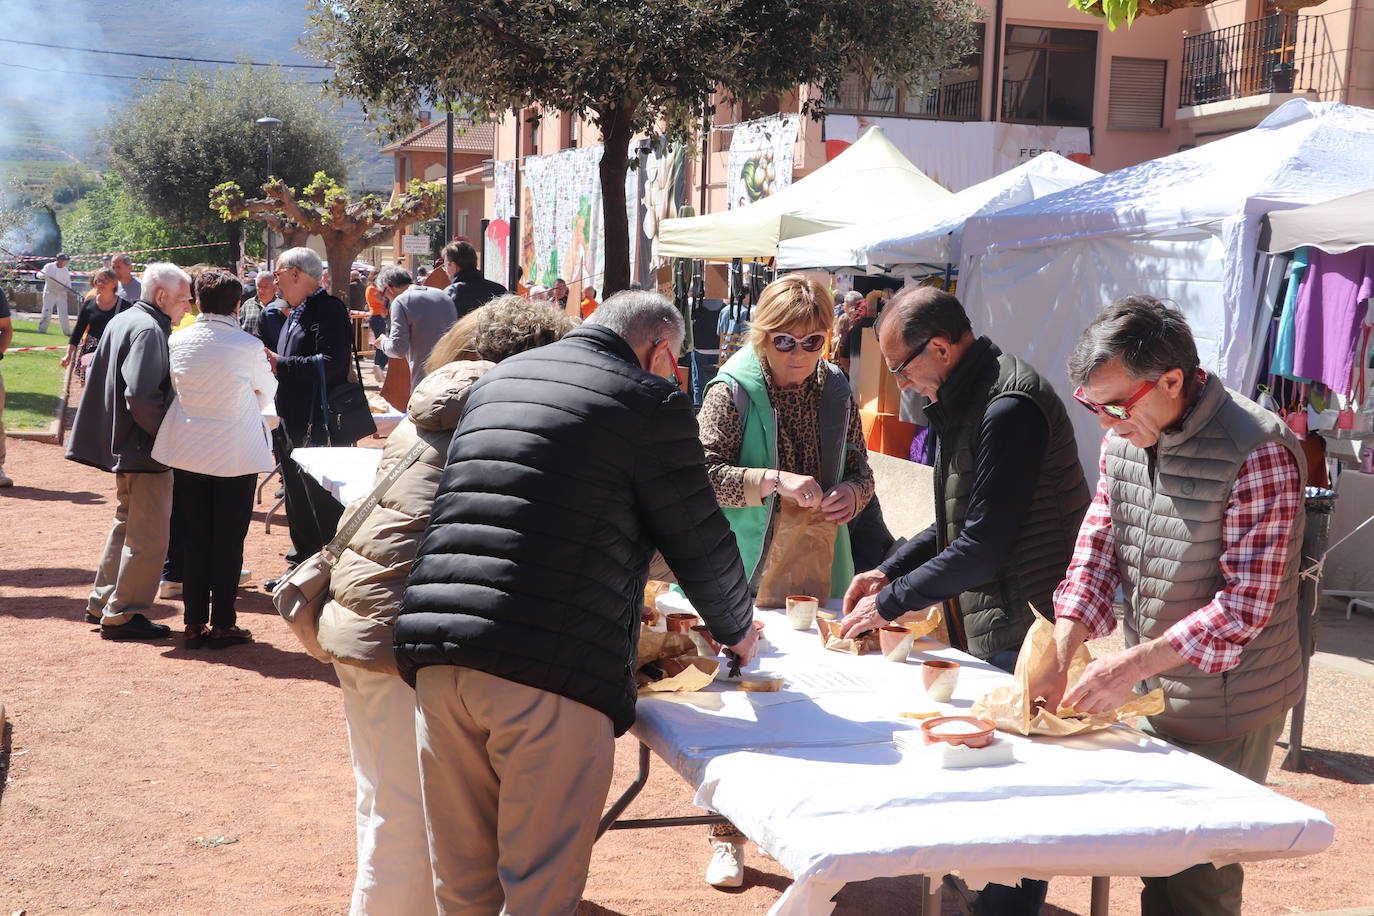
[1105,376,1306,744]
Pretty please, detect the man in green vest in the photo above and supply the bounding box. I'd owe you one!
[840,285,1089,915]
[1032,296,1306,916]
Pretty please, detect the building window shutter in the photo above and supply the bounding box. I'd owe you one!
[1109,57,1167,128]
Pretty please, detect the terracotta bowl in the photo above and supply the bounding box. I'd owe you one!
[665,612,699,634]
[920,715,997,749]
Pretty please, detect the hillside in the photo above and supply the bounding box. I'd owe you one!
[0,0,396,191]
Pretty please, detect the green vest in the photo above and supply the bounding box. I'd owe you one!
[709,346,854,599]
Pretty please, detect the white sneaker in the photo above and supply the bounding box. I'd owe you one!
[705,840,745,888]
[158,580,182,599]
[0,468,12,488]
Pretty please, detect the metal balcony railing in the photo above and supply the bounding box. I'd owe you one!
[1180,13,1339,108]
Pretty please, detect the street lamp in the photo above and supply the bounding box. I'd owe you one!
[256,116,283,270]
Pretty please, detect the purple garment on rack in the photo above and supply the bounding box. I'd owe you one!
[1292,246,1374,391]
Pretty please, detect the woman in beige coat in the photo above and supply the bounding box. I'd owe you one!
[318,296,576,916]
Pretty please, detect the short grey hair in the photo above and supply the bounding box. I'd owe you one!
[112,253,134,267]
[141,262,192,303]
[375,265,413,291]
[591,290,684,349]
[843,290,864,305]
[277,247,323,280]
[1068,295,1201,395]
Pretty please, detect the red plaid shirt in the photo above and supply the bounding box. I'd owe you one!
[1053,435,1301,674]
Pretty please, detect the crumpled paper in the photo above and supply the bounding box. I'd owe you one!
[635,626,719,693]
[892,604,943,643]
[823,629,882,655]
[971,608,1164,736]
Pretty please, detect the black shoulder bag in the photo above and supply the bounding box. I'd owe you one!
[315,302,377,446]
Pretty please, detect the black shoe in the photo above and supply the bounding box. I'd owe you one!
[100,613,172,640]
[84,611,102,625]
[263,565,297,592]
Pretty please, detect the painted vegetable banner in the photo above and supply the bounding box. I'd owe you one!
[726,113,800,209]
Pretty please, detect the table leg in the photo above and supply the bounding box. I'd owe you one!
[1090,876,1110,915]
[921,875,943,915]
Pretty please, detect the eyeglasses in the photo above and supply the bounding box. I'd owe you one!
[1073,378,1159,421]
[887,339,930,378]
[771,332,827,353]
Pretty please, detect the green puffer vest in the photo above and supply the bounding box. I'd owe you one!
[1106,376,1306,745]
[925,337,1089,660]
[709,346,854,599]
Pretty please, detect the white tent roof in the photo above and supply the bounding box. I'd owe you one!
[655,126,951,261]
[776,152,1101,272]
[961,100,1374,259]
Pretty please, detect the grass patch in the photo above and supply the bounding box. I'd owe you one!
[3,319,67,431]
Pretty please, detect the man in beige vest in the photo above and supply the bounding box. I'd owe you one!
[1032,296,1305,916]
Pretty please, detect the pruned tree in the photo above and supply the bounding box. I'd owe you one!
[212,172,444,299]
[307,0,980,296]
[108,65,348,267]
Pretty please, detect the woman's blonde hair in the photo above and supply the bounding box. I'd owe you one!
[746,275,834,353]
[425,294,577,374]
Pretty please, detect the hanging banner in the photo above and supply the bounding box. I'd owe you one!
[519,146,607,296]
[485,160,517,285]
[726,114,800,209]
[640,140,688,276]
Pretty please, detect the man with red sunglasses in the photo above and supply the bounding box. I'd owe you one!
[1033,296,1305,916]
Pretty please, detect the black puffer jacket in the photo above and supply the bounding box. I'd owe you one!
[396,324,754,735]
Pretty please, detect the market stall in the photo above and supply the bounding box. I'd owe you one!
[655,126,951,261]
[776,152,1100,274]
[958,100,1374,484]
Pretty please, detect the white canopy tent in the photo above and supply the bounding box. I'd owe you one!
[655,126,951,261]
[776,152,1101,273]
[959,100,1374,483]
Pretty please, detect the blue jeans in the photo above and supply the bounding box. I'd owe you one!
[688,350,718,408]
[369,314,388,369]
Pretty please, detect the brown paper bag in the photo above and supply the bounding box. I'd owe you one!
[756,500,837,608]
[971,607,1164,736]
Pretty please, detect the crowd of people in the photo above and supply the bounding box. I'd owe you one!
[2,237,1308,916]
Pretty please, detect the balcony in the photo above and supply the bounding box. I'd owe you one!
[1178,13,1338,133]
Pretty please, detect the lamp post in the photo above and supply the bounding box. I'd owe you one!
[255,116,283,270]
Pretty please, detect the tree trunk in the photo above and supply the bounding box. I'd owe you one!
[323,236,358,301]
[598,103,634,297]
[226,220,242,273]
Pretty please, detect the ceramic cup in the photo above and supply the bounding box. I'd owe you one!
[785,595,819,630]
[922,659,961,702]
[689,624,720,657]
[878,625,914,662]
[665,613,698,635]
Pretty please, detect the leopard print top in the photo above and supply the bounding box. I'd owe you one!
[699,357,874,514]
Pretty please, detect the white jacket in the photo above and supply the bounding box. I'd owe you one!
[153,313,278,477]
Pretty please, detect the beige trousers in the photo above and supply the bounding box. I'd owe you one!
[0,367,6,469]
[415,666,614,916]
[88,471,173,625]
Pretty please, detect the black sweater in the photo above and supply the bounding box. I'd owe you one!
[396,324,753,735]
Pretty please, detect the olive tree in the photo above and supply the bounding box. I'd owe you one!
[307,0,980,295]
[108,65,348,265]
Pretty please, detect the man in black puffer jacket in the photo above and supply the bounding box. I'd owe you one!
[396,290,758,916]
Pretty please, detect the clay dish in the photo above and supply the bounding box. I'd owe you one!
[920,715,997,749]
[665,612,698,634]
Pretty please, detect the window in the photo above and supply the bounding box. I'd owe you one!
[1109,57,1167,129]
[1001,26,1097,127]
[825,26,984,121]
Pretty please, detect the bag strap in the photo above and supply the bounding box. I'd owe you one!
[323,436,431,562]
[314,357,333,447]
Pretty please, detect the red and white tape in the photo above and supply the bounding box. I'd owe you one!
[4,345,65,352]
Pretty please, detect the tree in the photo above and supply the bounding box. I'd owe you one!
[106,65,348,267]
[307,0,979,296]
[211,172,444,299]
[60,173,212,266]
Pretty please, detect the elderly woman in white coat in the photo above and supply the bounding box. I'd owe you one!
[317,296,575,916]
[152,269,277,648]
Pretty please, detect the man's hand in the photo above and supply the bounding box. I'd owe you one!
[1064,637,1183,714]
[842,568,889,617]
[264,347,278,374]
[374,334,389,350]
[1025,617,1089,714]
[840,592,888,638]
[724,626,760,668]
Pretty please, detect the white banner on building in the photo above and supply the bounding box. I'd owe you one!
[824,115,1090,192]
[726,113,800,209]
[485,160,518,284]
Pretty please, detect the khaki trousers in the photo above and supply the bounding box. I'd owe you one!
[88,471,173,625]
[0,367,6,469]
[415,667,614,916]
[1139,714,1287,916]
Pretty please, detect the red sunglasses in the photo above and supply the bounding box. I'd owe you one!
[1073,378,1158,421]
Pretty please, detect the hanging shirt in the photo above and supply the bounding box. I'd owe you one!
[1270,247,1311,383]
[1292,246,1374,391]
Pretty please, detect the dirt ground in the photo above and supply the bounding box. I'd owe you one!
[2,430,1372,916]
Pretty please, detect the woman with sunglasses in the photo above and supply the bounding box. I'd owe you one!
[695,275,875,887]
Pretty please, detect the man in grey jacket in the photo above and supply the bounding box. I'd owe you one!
[373,265,457,391]
[67,263,192,640]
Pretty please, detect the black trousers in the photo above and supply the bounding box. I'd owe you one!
[175,470,257,629]
[274,423,345,566]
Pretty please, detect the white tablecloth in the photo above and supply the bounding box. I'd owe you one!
[636,603,1334,915]
[260,407,406,438]
[290,446,383,506]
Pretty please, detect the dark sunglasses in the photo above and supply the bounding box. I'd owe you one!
[1072,378,1159,421]
[771,332,827,353]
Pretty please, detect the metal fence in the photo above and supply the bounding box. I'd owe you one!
[1180,13,1339,108]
